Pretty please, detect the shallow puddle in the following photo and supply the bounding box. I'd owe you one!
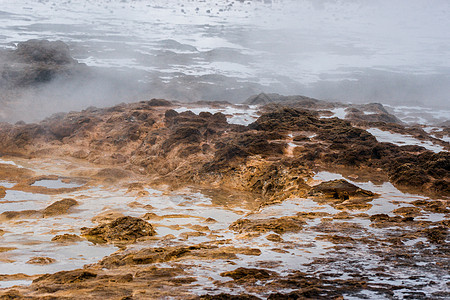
[0,280,32,289]
[174,105,259,126]
[31,179,84,189]
[367,127,446,153]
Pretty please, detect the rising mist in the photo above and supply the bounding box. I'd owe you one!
[0,0,449,122]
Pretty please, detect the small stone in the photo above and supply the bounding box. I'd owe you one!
[27,257,56,265]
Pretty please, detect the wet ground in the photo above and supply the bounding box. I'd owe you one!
[0,151,448,298]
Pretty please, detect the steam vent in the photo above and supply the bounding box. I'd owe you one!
[0,1,449,299]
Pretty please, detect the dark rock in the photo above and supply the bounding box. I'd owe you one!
[147,98,172,106]
[220,267,274,281]
[308,180,375,200]
[199,294,261,300]
[14,39,75,64]
[0,39,86,88]
[424,226,447,244]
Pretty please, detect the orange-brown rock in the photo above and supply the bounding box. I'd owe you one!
[51,234,84,243]
[230,216,305,234]
[98,244,261,269]
[308,180,376,210]
[0,210,41,221]
[26,256,56,265]
[220,267,275,281]
[42,198,78,217]
[0,100,447,198]
[81,216,156,244]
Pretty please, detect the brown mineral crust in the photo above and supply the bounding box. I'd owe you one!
[369,214,416,228]
[309,179,375,199]
[33,269,97,284]
[179,231,206,240]
[199,293,261,300]
[392,206,422,217]
[221,267,275,281]
[311,220,367,237]
[229,216,306,234]
[0,163,34,183]
[316,234,356,244]
[81,216,156,244]
[97,244,261,269]
[42,198,78,217]
[0,289,25,299]
[423,226,448,244]
[248,109,448,198]
[215,267,367,300]
[0,210,42,221]
[201,157,313,206]
[296,211,331,219]
[248,107,321,133]
[94,168,134,184]
[51,234,83,243]
[26,256,56,265]
[411,199,449,213]
[308,179,376,210]
[0,198,79,221]
[20,266,197,299]
[0,247,16,253]
[0,100,447,198]
[0,274,38,282]
[266,234,283,242]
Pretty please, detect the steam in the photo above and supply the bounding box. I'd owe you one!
[0,68,148,123]
[241,0,450,108]
[0,0,449,123]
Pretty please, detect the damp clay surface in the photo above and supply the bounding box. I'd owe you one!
[0,99,448,299]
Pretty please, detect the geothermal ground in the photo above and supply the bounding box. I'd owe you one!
[0,96,448,299]
[0,1,449,298]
